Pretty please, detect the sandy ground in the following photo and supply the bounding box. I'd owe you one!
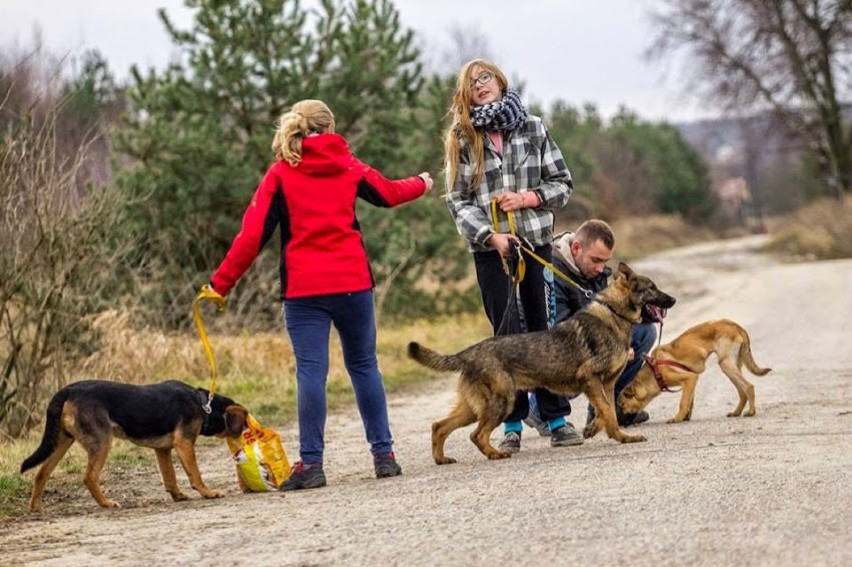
[2,235,851,566]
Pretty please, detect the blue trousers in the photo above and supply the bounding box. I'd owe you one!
[616,322,657,399]
[283,290,393,464]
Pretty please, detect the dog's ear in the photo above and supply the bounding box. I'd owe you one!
[224,406,249,438]
[618,261,634,280]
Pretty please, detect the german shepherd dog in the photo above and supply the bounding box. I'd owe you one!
[408,262,676,464]
[20,380,249,511]
[618,319,771,422]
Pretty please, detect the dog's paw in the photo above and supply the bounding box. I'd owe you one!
[488,451,512,460]
[100,499,121,508]
[435,457,457,465]
[623,434,646,443]
[667,417,685,423]
[582,424,598,439]
[169,491,190,502]
[202,489,224,499]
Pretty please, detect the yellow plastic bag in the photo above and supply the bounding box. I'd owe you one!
[226,414,290,492]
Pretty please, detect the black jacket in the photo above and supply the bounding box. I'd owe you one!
[552,255,611,323]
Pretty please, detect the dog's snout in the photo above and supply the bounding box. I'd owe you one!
[655,290,677,308]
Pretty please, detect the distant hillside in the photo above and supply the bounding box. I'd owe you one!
[671,112,807,217]
[673,114,797,165]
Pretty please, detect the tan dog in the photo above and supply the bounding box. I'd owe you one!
[618,319,771,422]
[21,380,248,511]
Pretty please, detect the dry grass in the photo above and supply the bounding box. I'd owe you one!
[763,195,852,261]
[77,310,491,420]
[610,214,725,260]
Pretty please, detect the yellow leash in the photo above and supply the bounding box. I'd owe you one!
[193,284,227,412]
[490,197,592,299]
[490,198,525,283]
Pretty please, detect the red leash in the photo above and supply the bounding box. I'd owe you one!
[643,355,694,393]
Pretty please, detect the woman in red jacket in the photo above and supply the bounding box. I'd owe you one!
[210,99,432,490]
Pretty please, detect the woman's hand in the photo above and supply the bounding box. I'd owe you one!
[418,172,434,191]
[495,191,538,212]
[486,233,520,257]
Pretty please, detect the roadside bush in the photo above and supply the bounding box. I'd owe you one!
[0,103,135,437]
[763,196,852,261]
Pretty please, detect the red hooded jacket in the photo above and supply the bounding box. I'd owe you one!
[211,133,427,299]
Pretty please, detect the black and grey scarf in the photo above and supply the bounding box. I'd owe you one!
[469,89,528,132]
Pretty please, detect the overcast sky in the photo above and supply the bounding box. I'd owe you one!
[0,0,709,123]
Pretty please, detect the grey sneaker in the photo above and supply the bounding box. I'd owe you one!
[498,431,521,454]
[279,461,326,491]
[374,452,402,478]
[550,423,584,447]
[523,411,551,437]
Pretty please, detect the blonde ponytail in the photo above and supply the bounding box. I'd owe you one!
[272,100,336,166]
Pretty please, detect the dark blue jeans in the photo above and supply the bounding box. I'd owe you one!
[615,323,657,399]
[283,290,393,464]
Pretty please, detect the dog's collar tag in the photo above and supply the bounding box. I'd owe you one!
[199,390,213,414]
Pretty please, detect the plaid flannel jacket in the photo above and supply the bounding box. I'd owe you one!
[446,115,572,252]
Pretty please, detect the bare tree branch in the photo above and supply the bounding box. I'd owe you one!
[649,0,852,198]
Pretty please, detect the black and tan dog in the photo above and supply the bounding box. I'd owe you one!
[618,319,771,422]
[408,262,676,464]
[20,379,248,511]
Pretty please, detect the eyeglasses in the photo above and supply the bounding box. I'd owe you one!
[469,71,494,89]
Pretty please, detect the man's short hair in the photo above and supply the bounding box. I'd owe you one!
[575,219,615,250]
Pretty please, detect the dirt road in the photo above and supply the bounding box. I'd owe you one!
[3,235,851,566]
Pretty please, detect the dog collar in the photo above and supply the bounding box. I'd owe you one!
[198,390,213,435]
[643,355,691,392]
[595,299,640,324]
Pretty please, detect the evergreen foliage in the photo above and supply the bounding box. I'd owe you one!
[115,0,467,326]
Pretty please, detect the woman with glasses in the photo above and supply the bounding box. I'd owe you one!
[443,59,575,454]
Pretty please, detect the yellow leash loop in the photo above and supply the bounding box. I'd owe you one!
[490,198,525,283]
[193,284,227,412]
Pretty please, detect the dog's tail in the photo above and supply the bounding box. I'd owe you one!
[407,342,463,373]
[20,389,69,473]
[740,332,771,377]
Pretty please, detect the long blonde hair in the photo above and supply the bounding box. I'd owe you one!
[272,99,336,166]
[443,59,508,191]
